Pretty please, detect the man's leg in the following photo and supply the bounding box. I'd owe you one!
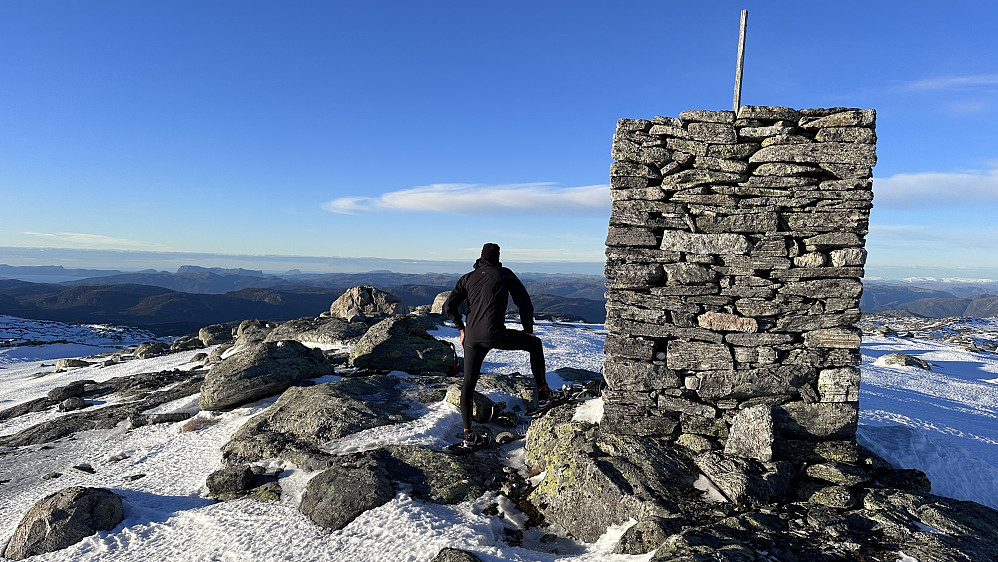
[494,329,547,390]
[461,342,490,431]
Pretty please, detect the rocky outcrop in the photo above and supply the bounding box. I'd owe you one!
[199,340,332,411]
[0,369,204,447]
[350,316,452,373]
[329,286,408,322]
[263,316,369,346]
[220,375,415,471]
[3,487,124,560]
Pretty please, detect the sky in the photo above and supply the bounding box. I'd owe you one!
[2,1,998,277]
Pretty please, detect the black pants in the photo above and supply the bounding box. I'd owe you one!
[461,329,546,430]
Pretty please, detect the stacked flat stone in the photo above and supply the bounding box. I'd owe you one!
[603,106,875,468]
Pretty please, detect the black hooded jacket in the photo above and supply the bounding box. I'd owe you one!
[444,258,534,343]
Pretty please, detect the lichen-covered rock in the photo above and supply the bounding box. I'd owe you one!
[329,286,408,321]
[614,516,687,555]
[724,405,773,461]
[444,384,497,423]
[220,375,414,471]
[525,403,696,542]
[3,487,124,560]
[234,319,274,347]
[349,316,452,373]
[264,316,369,346]
[199,340,331,411]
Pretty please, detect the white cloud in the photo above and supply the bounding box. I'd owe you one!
[322,183,610,216]
[873,167,998,208]
[22,231,175,250]
[903,74,998,91]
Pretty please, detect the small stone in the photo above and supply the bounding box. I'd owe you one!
[881,353,931,370]
[126,474,146,482]
[70,464,95,474]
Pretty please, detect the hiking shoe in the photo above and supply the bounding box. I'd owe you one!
[463,429,486,447]
[538,385,553,402]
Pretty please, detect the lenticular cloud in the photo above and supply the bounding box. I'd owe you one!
[322,183,609,215]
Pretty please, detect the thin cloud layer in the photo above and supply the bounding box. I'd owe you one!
[904,74,998,91]
[23,231,173,250]
[322,183,609,215]
[873,167,998,208]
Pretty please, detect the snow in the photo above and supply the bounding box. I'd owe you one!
[2,314,998,560]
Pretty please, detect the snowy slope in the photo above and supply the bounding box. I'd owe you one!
[1,315,997,560]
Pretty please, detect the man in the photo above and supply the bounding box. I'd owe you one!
[444,243,551,446]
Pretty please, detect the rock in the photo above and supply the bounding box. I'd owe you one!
[445,384,497,423]
[694,451,789,506]
[525,404,697,542]
[47,380,94,402]
[127,412,192,429]
[264,316,369,346]
[199,324,232,346]
[773,402,858,440]
[234,319,274,346]
[881,353,932,370]
[3,487,124,560]
[329,286,408,322]
[54,358,91,371]
[697,311,758,333]
[300,452,395,531]
[191,352,209,364]
[660,230,750,255]
[206,465,255,500]
[199,340,332,411]
[349,316,452,373]
[58,397,87,412]
[554,366,604,383]
[220,375,414,471]
[804,461,873,486]
[817,367,861,402]
[383,445,503,504]
[794,480,855,509]
[614,516,687,554]
[724,405,774,461]
[135,341,167,359]
[431,291,468,316]
[876,468,932,493]
[430,548,482,562]
[170,335,203,352]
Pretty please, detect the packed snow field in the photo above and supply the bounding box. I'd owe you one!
[1,315,997,560]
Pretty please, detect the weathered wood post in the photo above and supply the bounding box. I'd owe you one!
[733,9,748,112]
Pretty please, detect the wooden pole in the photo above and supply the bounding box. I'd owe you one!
[732,9,748,113]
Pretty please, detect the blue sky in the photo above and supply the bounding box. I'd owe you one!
[2,1,997,277]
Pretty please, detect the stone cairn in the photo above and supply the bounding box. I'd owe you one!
[603,106,875,468]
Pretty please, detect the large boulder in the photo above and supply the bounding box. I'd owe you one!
[233,319,275,347]
[300,451,396,531]
[525,403,697,542]
[4,487,124,560]
[300,445,502,531]
[199,324,233,346]
[220,375,415,471]
[134,341,167,359]
[199,340,332,411]
[264,316,369,346]
[350,316,452,373]
[329,286,408,322]
[430,291,467,316]
[54,358,91,371]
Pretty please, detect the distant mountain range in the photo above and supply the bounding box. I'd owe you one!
[0,266,610,335]
[2,265,997,337]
